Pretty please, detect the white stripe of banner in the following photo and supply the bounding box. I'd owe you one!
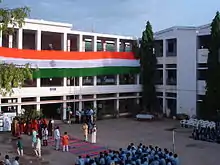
[0,57,140,69]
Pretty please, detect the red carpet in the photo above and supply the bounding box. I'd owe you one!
[47,135,108,157]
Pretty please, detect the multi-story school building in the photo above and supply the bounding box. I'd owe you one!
[0,19,141,120]
[0,18,212,120]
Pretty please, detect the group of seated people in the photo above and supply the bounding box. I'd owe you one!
[0,154,20,165]
[191,125,220,143]
[76,143,180,165]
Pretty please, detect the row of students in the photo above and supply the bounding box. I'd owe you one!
[191,126,220,143]
[76,143,180,165]
[0,155,20,165]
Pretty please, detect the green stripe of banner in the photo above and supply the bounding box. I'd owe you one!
[33,66,140,78]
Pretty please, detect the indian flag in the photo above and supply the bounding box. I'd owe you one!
[0,47,140,78]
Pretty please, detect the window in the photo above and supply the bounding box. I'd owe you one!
[67,77,79,86]
[156,92,163,97]
[198,63,207,68]
[168,42,174,53]
[85,41,92,51]
[97,93,116,98]
[41,78,63,87]
[155,70,163,85]
[82,76,94,86]
[22,79,37,87]
[119,93,136,97]
[119,74,136,85]
[97,75,116,85]
[21,97,36,102]
[166,93,177,98]
[166,70,177,85]
[166,64,177,68]
[197,69,206,80]
[156,64,163,69]
[197,95,205,101]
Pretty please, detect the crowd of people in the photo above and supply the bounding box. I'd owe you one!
[191,122,220,143]
[75,143,180,165]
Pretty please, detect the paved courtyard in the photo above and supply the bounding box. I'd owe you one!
[0,118,219,165]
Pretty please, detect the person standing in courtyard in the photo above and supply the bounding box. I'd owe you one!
[54,126,61,150]
[42,126,49,146]
[32,128,38,148]
[16,137,23,156]
[91,124,97,143]
[34,135,41,158]
[82,122,88,141]
[62,132,69,152]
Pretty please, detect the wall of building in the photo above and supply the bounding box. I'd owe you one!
[176,29,197,116]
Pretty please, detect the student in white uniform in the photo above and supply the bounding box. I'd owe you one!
[91,124,97,143]
[34,135,41,158]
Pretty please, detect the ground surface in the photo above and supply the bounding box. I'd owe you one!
[0,118,219,165]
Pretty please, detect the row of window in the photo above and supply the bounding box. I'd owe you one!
[22,74,138,87]
[85,42,131,52]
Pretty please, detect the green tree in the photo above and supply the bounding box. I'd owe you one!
[201,11,220,120]
[0,0,32,96]
[138,21,159,113]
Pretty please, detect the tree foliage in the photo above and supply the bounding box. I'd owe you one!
[200,11,220,120]
[135,21,159,113]
[0,0,30,34]
[0,0,32,96]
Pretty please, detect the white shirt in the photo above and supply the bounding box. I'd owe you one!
[5,159,11,165]
[54,129,60,139]
[12,160,19,165]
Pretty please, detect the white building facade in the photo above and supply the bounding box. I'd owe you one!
[0,18,211,119]
[0,19,141,120]
[154,24,210,117]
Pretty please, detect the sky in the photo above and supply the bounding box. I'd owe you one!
[1,0,220,36]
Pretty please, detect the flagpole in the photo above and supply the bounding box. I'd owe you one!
[172,129,175,153]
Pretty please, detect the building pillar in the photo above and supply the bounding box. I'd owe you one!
[116,93,120,116]
[93,94,97,109]
[8,34,13,48]
[162,39,166,114]
[136,74,140,84]
[36,97,40,111]
[0,30,2,47]
[37,78,41,88]
[63,96,67,120]
[77,34,83,52]
[63,77,67,87]
[17,97,21,115]
[35,30,41,50]
[93,76,97,86]
[0,97,2,113]
[102,40,106,51]
[92,36,97,52]
[79,95,82,111]
[116,74,120,85]
[79,77,83,86]
[115,38,120,52]
[61,32,67,51]
[136,93,140,105]
[67,39,71,52]
[17,28,23,49]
